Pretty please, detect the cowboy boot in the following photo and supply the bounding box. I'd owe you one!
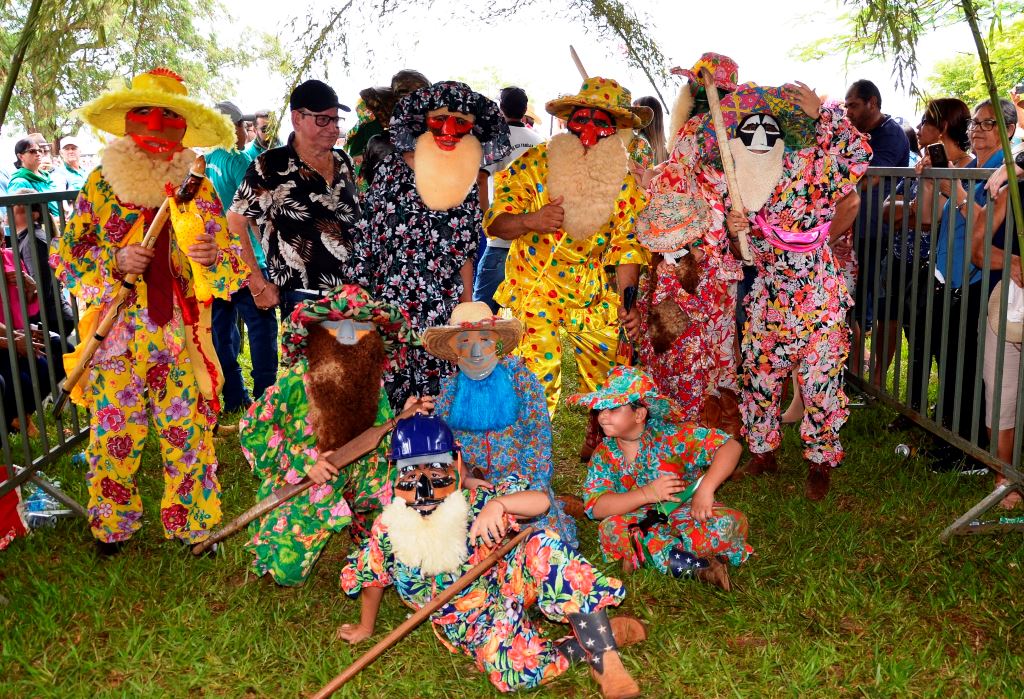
[666,544,710,579]
[579,411,604,463]
[805,460,832,501]
[557,614,648,660]
[717,389,742,439]
[694,555,732,592]
[556,494,586,521]
[566,610,641,699]
[731,449,779,481]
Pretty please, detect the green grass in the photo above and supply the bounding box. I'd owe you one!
[3,347,1024,698]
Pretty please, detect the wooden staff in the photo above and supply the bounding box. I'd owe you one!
[570,45,588,79]
[53,155,208,416]
[699,68,753,264]
[310,526,536,699]
[191,418,397,555]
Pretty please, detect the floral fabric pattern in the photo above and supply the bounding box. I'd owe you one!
[231,134,361,292]
[348,151,481,408]
[582,423,752,572]
[341,477,626,693]
[434,357,577,546]
[239,364,394,586]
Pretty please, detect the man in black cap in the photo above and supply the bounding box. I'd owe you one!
[229,79,361,322]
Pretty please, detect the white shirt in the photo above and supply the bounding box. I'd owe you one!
[484,124,544,249]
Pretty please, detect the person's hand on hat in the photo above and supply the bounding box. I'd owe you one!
[400,395,435,418]
[115,244,155,275]
[307,450,340,485]
[186,232,219,267]
[524,195,565,233]
[785,81,821,120]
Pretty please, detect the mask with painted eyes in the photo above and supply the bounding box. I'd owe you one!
[566,107,617,147]
[736,113,782,154]
[426,110,475,151]
[393,458,462,514]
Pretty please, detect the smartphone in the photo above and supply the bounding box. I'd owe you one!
[927,142,948,168]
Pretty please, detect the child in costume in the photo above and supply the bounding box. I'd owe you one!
[570,366,752,590]
[422,301,577,546]
[339,414,646,699]
[52,68,248,553]
[238,285,420,586]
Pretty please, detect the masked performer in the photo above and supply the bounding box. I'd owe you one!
[339,414,645,699]
[349,81,510,409]
[635,54,744,435]
[715,83,870,499]
[570,367,750,590]
[52,68,248,553]
[423,302,577,546]
[238,285,420,586]
[484,77,651,416]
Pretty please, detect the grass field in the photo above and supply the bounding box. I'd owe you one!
[3,353,1024,698]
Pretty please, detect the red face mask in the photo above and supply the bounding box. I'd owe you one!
[126,108,187,154]
[567,108,616,147]
[426,113,475,151]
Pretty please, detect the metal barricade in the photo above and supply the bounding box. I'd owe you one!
[0,188,87,516]
[849,165,1024,539]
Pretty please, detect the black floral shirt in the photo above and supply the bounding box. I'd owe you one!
[231,134,360,291]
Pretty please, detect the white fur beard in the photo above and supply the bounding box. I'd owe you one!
[100,137,195,208]
[547,132,627,241]
[727,138,785,212]
[379,491,471,576]
[668,86,695,152]
[413,133,483,211]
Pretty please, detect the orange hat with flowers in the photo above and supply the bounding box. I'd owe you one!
[546,77,653,129]
[76,68,234,149]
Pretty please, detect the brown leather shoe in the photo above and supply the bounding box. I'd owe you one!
[695,556,732,591]
[610,615,648,648]
[805,462,832,501]
[590,650,641,699]
[732,450,779,480]
[556,494,586,521]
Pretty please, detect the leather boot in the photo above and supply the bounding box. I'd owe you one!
[579,411,604,463]
[805,461,832,501]
[695,556,732,592]
[566,609,641,699]
[557,614,648,661]
[666,544,710,579]
[716,389,742,438]
[731,450,779,481]
[556,494,586,521]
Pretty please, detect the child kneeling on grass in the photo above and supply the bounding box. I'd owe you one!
[569,366,752,590]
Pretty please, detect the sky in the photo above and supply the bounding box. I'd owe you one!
[4,0,987,156]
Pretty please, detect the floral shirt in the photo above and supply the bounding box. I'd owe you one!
[582,422,729,518]
[744,107,871,335]
[484,143,649,330]
[231,134,360,291]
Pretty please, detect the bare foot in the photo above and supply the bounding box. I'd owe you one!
[336,623,373,644]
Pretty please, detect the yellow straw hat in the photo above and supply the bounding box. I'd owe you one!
[421,302,524,362]
[76,67,235,149]
[546,76,653,129]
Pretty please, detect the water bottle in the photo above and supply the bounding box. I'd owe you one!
[895,444,917,458]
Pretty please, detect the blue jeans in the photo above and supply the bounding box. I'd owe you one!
[278,288,325,324]
[211,284,279,413]
[472,246,509,314]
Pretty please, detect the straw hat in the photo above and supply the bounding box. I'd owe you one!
[421,302,524,362]
[988,281,1024,343]
[76,68,235,149]
[546,77,653,129]
[636,191,713,253]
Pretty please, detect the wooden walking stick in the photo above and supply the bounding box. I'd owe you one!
[699,68,753,264]
[53,155,208,416]
[570,45,589,80]
[191,411,410,555]
[310,526,536,699]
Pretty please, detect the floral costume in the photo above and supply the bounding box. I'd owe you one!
[435,356,577,546]
[341,476,626,693]
[349,81,510,409]
[52,156,248,543]
[240,366,394,586]
[582,421,751,574]
[485,143,649,413]
[738,106,870,467]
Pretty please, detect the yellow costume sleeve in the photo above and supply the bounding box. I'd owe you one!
[603,178,650,269]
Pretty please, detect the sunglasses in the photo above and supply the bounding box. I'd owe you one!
[22,148,42,155]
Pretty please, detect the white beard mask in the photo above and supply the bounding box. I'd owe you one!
[379,490,471,575]
[727,138,785,212]
[547,131,628,241]
[412,132,483,211]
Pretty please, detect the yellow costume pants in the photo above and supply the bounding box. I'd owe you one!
[515,312,620,415]
[84,329,221,544]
